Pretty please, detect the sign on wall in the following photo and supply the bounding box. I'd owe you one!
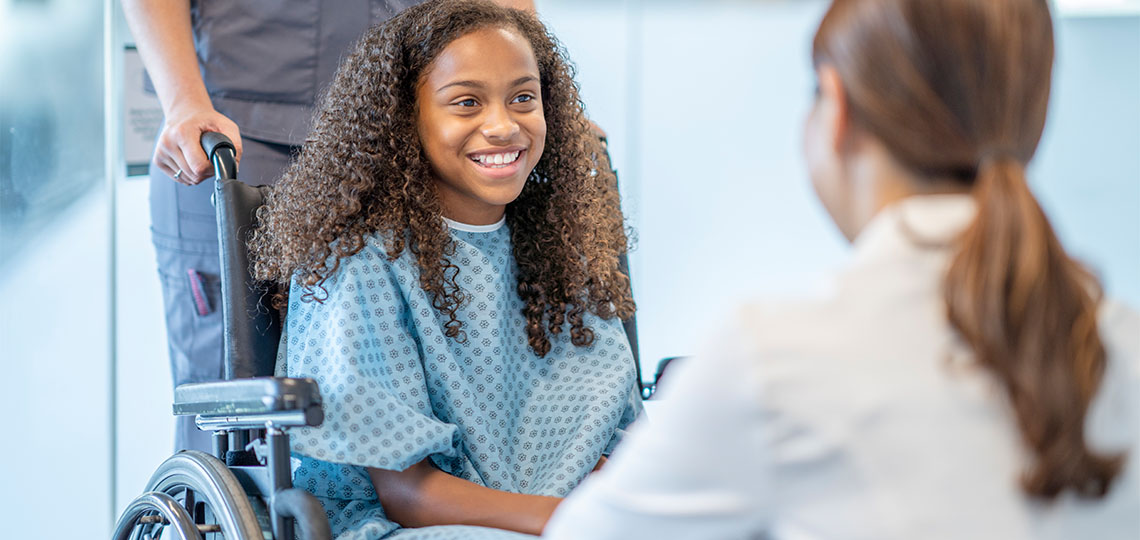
[123,45,162,178]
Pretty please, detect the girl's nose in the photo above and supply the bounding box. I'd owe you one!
[481,105,520,141]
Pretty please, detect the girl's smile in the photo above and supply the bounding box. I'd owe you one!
[467,146,527,178]
[417,27,546,225]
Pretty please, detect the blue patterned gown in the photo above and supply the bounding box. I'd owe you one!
[277,218,643,539]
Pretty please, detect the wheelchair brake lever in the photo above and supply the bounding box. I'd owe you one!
[246,438,270,465]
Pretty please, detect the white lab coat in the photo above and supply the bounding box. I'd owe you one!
[544,195,1140,540]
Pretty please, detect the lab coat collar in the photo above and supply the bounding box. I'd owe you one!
[849,194,977,267]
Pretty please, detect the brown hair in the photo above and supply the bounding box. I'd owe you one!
[249,0,633,357]
[814,0,1122,499]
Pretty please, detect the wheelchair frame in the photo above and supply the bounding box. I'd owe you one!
[113,134,331,540]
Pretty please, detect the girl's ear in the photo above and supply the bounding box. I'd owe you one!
[818,65,850,156]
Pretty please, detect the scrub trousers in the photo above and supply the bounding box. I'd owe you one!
[149,137,294,452]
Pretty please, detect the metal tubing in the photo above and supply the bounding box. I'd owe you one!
[198,411,310,431]
[273,488,333,540]
[267,430,291,492]
[267,429,295,540]
[228,429,251,454]
[112,492,201,540]
[212,431,228,460]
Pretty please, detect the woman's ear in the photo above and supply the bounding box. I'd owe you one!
[817,65,850,156]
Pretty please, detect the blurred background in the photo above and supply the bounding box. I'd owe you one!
[1,0,1137,537]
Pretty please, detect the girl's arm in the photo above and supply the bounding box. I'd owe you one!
[368,460,562,535]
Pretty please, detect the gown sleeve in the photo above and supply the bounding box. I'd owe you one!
[280,249,463,472]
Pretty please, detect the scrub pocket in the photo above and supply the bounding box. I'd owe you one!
[153,234,224,388]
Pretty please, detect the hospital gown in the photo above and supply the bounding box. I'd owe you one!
[278,220,643,539]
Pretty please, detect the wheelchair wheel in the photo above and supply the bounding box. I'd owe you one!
[119,450,265,540]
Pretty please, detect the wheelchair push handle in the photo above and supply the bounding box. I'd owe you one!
[201,131,238,181]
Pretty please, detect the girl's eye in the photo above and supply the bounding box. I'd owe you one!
[455,98,478,107]
[512,94,535,104]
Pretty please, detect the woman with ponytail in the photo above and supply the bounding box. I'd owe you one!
[544,0,1138,538]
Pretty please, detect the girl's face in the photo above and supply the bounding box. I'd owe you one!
[416,26,546,225]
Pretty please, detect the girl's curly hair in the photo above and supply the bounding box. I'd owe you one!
[250,0,634,357]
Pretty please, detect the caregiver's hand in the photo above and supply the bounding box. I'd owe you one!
[154,105,243,185]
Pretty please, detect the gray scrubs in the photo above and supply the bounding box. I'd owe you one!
[151,0,423,452]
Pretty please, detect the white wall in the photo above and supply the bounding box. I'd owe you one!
[539,0,1140,373]
[1033,14,1140,307]
[113,173,175,515]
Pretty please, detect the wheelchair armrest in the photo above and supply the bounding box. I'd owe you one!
[173,377,323,429]
[641,356,688,400]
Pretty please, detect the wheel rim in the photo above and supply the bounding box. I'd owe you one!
[112,491,201,540]
[141,450,264,540]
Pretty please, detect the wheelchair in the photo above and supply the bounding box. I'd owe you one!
[113,133,677,540]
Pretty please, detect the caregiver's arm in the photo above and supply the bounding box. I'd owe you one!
[121,0,242,185]
[368,461,561,535]
[543,316,772,539]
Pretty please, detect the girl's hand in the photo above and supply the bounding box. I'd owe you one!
[592,455,608,472]
[369,460,562,535]
[154,106,243,185]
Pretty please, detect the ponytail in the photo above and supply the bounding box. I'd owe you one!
[943,153,1124,499]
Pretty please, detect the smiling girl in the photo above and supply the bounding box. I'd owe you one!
[249,1,641,538]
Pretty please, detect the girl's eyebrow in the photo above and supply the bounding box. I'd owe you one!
[436,75,539,94]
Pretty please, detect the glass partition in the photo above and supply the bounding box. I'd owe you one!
[0,0,113,536]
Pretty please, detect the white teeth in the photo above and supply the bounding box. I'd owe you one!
[472,151,522,168]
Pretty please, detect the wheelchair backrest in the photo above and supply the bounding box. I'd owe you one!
[208,134,281,380]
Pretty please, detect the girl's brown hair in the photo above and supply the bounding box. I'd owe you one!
[250,0,633,357]
[814,0,1122,499]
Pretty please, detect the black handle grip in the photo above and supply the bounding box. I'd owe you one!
[201,132,235,160]
[201,131,238,181]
